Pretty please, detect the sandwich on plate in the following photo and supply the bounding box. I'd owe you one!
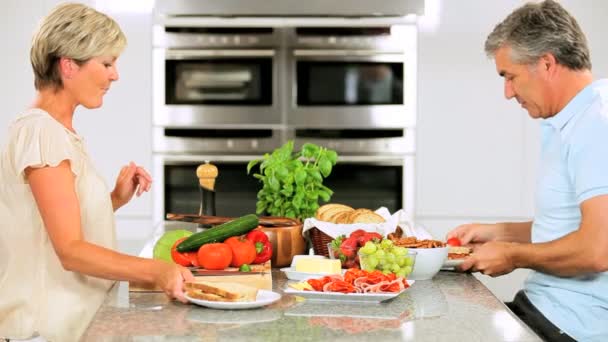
[448,246,472,260]
[185,281,259,302]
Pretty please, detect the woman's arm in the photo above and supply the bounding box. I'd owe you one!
[26,160,192,301]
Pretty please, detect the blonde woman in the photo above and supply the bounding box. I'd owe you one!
[0,3,193,341]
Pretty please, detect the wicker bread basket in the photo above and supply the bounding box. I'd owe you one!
[309,227,334,257]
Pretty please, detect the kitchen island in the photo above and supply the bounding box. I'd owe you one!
[81,270,541,341]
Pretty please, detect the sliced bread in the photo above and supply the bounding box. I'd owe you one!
[316,203,353,220]
[185,281,258,301]
[349,210,385,224]
[186,291,243,302]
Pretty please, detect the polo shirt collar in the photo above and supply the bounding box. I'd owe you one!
[544,80,604,131]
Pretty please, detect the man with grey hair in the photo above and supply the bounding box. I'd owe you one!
[447,1,608,341]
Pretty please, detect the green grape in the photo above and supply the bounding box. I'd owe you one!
[405,256,415,266]
[382,269,392,275]
[363,255,378,270]
[396,255,407,267]
[393,246,408,256]
[380,238,393,249]
[374,249,386,259]
[395,269,407,278]
[403,266,412,275]
[359,241,377,255]
[390,263,401,273]
[385,253,396,264]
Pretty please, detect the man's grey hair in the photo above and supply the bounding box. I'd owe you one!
[484,0,591,70]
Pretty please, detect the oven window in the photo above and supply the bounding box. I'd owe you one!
[165,58,272,105]
[297,62,403,106]
[164,163,260,218]
[164,162,402,218]
[324,164,402,212]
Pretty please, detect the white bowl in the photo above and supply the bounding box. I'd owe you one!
[408,247,448,280]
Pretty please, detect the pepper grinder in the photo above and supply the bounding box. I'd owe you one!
[196,161,218,230]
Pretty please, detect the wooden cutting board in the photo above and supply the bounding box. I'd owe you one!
[129,261,272,292]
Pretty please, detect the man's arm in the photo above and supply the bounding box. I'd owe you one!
[495,221,533,243]
[509,195,608,276]
[448,221,532,246]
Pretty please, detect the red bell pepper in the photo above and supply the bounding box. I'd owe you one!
[246,229,273,264]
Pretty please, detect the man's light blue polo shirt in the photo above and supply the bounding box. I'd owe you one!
[525,79,608,341]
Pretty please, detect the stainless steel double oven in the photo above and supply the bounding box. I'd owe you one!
[152,19,417,224]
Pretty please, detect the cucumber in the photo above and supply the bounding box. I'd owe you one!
[176,214,259,252]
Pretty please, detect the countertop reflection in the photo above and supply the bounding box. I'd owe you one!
[81,269,541,342]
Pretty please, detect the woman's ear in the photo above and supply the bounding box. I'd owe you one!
[58,57,77,79]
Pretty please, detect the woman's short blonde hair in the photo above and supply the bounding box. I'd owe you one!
[30,2,127,90]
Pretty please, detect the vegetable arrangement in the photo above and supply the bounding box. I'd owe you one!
[156,214,273,271]
[247,140,338,222]
[176,214,259,252]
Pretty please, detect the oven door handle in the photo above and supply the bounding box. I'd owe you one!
[166,49,275,59]
[337,155,409,166]
[293,49,405,58]
[157,154,409,165]
[159,154,263,164]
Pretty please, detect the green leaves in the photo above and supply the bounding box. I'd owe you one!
[248,140,338,221]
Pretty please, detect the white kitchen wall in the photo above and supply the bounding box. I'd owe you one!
[0,0,153,250]
[416,0,608,301]
[1,0,607,300]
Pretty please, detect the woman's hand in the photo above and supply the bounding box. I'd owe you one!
[111,161,152,211]
[155,262,195,303]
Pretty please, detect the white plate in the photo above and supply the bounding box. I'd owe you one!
[187,307,282,323]
[284,280,414,303]
[185,290,281,310]
[442,258,465,269]
[280,267,345,281]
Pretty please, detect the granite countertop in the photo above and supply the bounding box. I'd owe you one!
[81,269,541,341]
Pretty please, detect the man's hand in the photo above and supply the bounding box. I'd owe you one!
[111,161,152,211]
[446,223,501,245]
[459,241,517,277]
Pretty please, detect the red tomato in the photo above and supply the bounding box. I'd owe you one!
[224,236,257,267]
[171,237,192,267]
[447,237,462,247]
[197,243,233,270]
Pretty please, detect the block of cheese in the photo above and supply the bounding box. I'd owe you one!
[295,257,341,274]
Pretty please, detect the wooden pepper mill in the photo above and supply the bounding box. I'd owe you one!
[196,161,218,229]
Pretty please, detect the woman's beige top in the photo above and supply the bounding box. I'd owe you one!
[0,108,116,342]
